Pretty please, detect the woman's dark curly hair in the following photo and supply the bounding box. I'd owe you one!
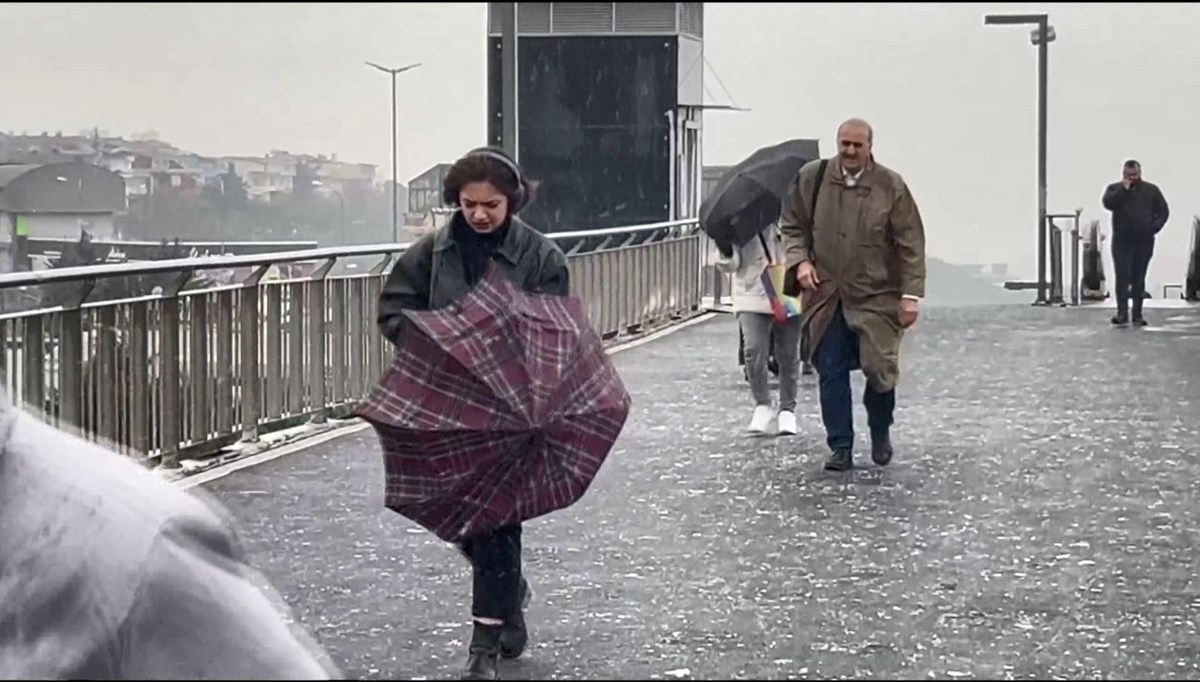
[441,147,538,214]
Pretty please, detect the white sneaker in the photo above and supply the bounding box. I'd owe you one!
[747,405,774,434]
[777,411,797,436]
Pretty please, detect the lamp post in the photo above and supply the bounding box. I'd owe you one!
[365,60,422,243]
[985,12,1055,306]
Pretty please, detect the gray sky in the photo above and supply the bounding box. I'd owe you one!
[5,2,1198,287]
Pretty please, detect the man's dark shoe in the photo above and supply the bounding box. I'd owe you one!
[871,433,894,467]
[462,623,501,680]
[1132,315,1149,327]
[499,577,531,659]
[824,449,853,471]
[1111,313,1129,326]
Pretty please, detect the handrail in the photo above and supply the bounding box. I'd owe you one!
[0,218,701,289]
[0,244,408,288]
[0,216,707,464]
[549,219,697,240]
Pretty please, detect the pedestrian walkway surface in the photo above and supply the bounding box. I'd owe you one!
[203,304,1200,680]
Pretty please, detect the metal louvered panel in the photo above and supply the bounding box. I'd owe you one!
[614,2,676,33]
[680,2,703,38]
[488,3,501,35]
[518,3,552,33]
[490,2,696,37]
[551,2,614,33]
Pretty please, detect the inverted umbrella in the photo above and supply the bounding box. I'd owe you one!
[700,138,820,251]
[356,264,631,543]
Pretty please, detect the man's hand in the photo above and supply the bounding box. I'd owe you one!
[1121,178,1132,190]
[899,298,919,328]
[796,261,820,291]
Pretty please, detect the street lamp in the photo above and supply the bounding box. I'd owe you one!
[985,12,1056,306]
[365,60,422,244]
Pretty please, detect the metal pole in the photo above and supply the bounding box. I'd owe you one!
[984,14,1054,306]
[665,109,677,221]
[391,72,398,243]
[1071,209,1081,306]
[1036,17,1049,305]
[499,2,518,158]
[366,61,422,242]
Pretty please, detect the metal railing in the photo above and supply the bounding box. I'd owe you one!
[0,219,703,467]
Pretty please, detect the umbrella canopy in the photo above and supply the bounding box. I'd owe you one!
[700,139,820,251]
[356,264,631,543]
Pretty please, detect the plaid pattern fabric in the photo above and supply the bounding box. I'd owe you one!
[357,264,632,543]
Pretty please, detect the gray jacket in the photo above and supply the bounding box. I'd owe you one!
[377,213,570,344]
[0,400,337,679]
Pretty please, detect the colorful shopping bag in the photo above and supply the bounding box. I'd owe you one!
[756,231,803,324]
[760,262,803,323]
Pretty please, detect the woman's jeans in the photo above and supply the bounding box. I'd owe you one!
[738,312,802,412]
[457,524,523,620]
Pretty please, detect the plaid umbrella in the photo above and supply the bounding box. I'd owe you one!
[356,264,631,543]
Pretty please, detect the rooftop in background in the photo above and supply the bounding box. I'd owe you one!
[0,161,126,214]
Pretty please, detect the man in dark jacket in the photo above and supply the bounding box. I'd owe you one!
[1102,159,1169,326]
[0,396,337,679]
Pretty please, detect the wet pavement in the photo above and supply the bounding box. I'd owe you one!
[203,304,1200,680]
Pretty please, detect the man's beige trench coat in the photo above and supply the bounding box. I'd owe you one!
[780,157,927,393]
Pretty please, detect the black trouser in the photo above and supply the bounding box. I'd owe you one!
[457,524,523,620]
[812,304,895,453]
[1112,232,1155,318]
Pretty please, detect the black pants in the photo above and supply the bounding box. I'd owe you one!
[1112,233,1155,318]
[812,304,895,452]
[457,524,522,620]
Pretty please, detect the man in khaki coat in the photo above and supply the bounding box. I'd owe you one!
[779,118,926,471]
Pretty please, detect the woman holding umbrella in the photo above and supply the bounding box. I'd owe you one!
[376,147,569,680]
[716,221,805,436]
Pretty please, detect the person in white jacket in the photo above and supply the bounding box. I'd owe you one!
[716,224,804,435]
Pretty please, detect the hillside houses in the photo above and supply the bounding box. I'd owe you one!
[0,131,377,203]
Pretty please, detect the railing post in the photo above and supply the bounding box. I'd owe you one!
[1071,209,1082,307]
[96,305,119,447]
[266,280,284,420]
[1048,222,1064,306]
[129,302,151,456]
[159,270,194,468]
[56,278,96,435]
[287,280,305,416]
[214,290,234,435]
[307,258,336,424]
[239,265,269,443]
[188,294,209,444]
[366,255,393,396]
[21,317,44,417]
[330,278,347,406]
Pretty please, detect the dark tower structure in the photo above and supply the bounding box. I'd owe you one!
[488,2,705,232]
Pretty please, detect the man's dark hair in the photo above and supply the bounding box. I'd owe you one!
[1124,159,1141,170]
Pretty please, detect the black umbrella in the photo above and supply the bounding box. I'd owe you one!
[700,139,820,251]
